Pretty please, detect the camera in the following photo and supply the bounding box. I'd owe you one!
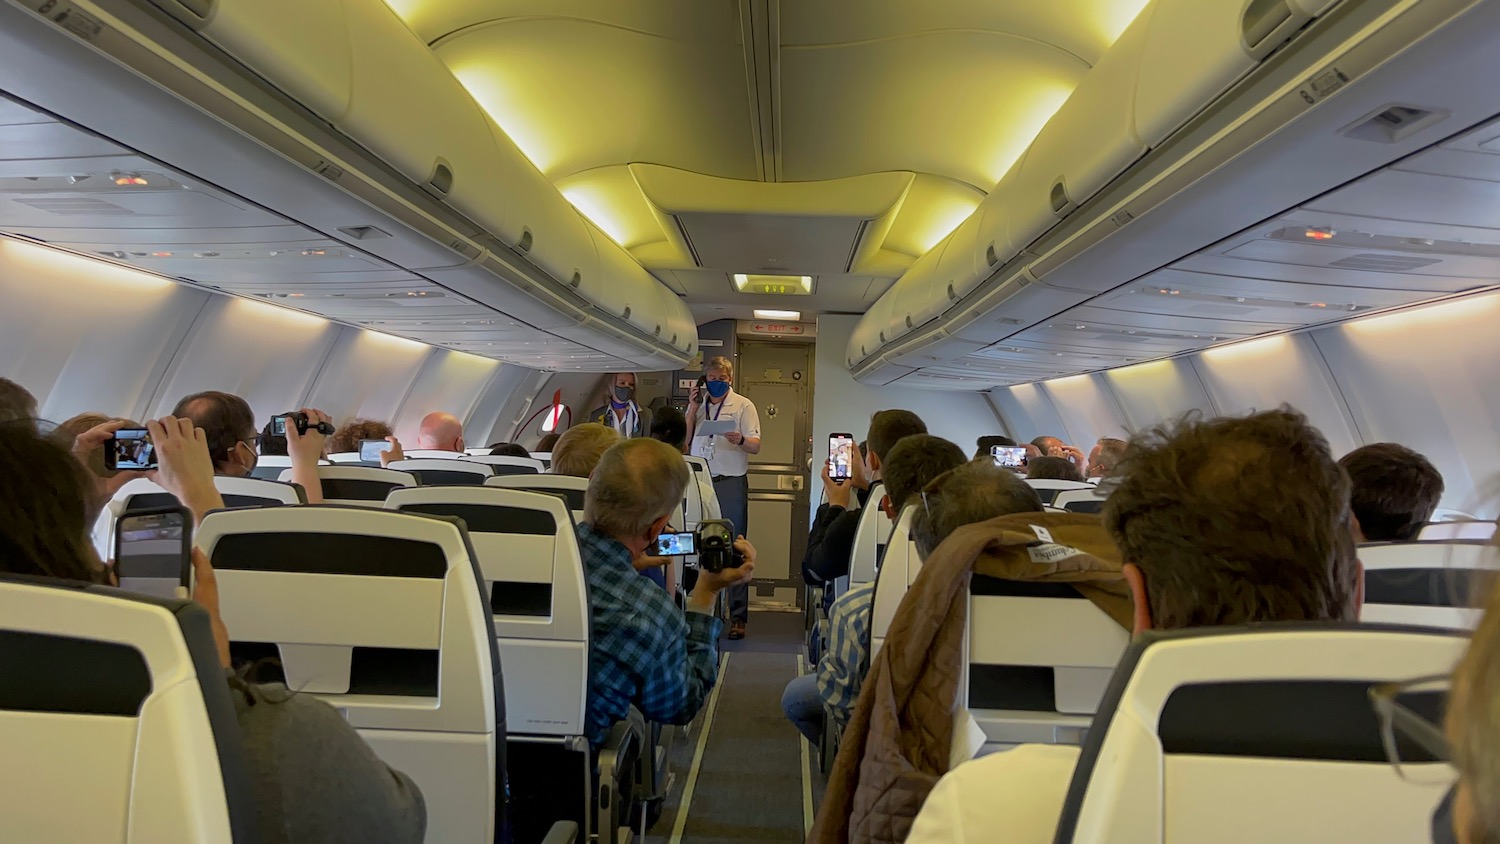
[273,411,335,437]
[695,519,744,573]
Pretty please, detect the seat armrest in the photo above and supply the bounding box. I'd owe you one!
[539,821,579,844]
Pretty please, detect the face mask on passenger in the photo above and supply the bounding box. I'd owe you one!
[612,385,635,403]
[706,380,731,399]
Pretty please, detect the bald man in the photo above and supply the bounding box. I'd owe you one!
[417,412,465,453]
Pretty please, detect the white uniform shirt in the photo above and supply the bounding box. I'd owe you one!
[690,389,761,477]
[906,744,1080,844]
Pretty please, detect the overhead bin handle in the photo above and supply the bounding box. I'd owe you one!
[425,157,453,197]
[1049,179,1075,216]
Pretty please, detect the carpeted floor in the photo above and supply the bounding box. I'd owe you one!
[648,608,823,842]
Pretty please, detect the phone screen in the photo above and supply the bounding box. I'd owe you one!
[653,531,697,557]
[359,439,385,463]
[107,428,157,470]
[272,415,288,436]
[992,445,1028,469]
[114,508,190,598]
[829,433,855,481]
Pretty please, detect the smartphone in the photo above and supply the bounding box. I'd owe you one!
[104,428,157,471]
[992,445,1028,469]
[359,439,386,463]
[113,506,191,599]
[829,433,855,482]
[653,531,697,557]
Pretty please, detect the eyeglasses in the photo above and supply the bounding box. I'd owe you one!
[1368,674,1454,783]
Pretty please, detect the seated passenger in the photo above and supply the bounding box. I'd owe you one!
[1032,434,1088,473]
[551,422,622,478]
[51,411,145,522]
[1086,436,1127,479]
[650,405,688,451]
[1436,562,1500,844]
[0,418,427,843]
[803,409,927,586]
[1026,454,1085,483]
[1339,442,1445,542]
[783,434,966,746]
[535,431,561,453]
[416,411,465,453]
[172,392,329,503]
[903,407,1362,844]
[576,438,755,745]
[328,418,402,466]
[488,442,533,459]
[0,377,37,428]
[588,372,654,439]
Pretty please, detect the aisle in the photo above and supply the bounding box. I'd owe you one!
[649,610,817,842]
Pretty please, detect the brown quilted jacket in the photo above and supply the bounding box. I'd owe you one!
[807,511,1131,844]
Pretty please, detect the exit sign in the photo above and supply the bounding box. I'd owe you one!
[750,322,806,335]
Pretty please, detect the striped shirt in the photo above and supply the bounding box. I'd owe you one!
[816,581,876,729]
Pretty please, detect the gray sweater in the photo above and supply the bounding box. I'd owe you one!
[230,680,427,844]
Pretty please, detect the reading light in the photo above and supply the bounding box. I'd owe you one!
[753,309,801,321]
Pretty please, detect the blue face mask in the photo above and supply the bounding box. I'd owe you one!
[706,380,731,399]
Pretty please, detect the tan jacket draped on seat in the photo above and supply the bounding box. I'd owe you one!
[808,512,1132,844]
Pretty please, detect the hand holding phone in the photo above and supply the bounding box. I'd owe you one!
[113,506,191,599]
[992,445,1028,469]
[359,439,386,463]
[828,433,855,483]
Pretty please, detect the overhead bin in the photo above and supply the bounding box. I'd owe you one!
[193,0,691,370]
[886,238,950,344]
[846,0,1348,385]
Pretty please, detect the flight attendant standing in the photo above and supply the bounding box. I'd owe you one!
[685,355,761,640]
[588,372,653,438]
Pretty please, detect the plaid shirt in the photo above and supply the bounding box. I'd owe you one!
[576,523,722,746]
[816,580,875,729]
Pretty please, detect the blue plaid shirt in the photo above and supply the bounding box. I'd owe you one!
[816,581,875,730]
[576,523,723,746]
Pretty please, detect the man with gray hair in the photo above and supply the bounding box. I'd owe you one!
[576,438,756,747]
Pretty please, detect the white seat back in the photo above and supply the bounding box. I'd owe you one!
[965,577,1129,747]
[684,456,721,519]
[1431,507,1478,522]
[248,454,293,480]
[1419,520,1496,541]
[386,487,588,739]
[196,506,500,844]
[463,455,545,475]
[1055,625,1463,844]
[487,474,589,520]
[529,452,552,470]
[0,575,256,843]
[1359,540,1499,630]
[1051,487,1109,515]
[280,466,417,507]
[869,505,918,655]
[213,475,305,507]
[388,458,493,487]
[93,478,178,557]
[1024,479,1096,505]
[402,449,466,460]
[848,483,891,589]
[328,451,368,465]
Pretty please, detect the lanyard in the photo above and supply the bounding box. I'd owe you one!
[607,403,637,436]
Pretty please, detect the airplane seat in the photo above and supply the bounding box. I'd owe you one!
[530,452,553,470]
[1053,624,1463,844]
[1051,487,1110,515]
[1023,479,1096,506]
[248,454,293,480]
[1358,540,1499,630]
[868,505,919,656]
[0,574,258,843]
[965,576,1130,749]
[279,465,417,507]
[1431,507,1479,522]
[388,458,494,487]
[195,506,505,844]
[211,475,307,508]
[401,449,467,460]
[383,486,633,843]
[847,482,891,591]
[487,474,589,521]
[1419,520,1497,541]
[464,455,546,475]
[327,451,367,465]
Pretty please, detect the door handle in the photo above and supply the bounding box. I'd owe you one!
[778,476,804,492]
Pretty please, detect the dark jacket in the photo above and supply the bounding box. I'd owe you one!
[802,486,872,584]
